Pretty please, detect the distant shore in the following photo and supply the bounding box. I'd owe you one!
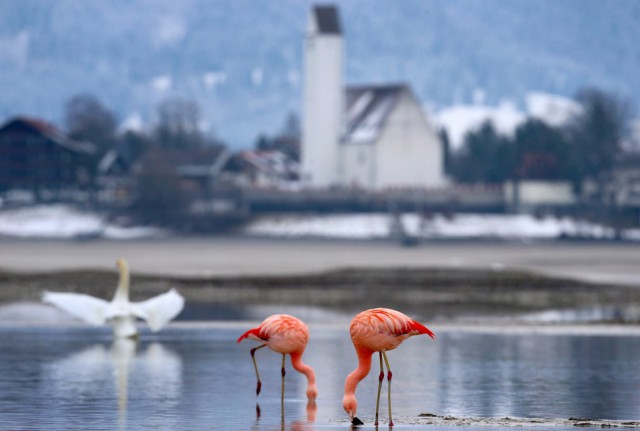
[1,241,640,323]
[0,237,639,285]
[1,238,640,324]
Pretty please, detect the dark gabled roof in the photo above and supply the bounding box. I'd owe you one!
[0,116,97,155]
[313,5,341,34]
[138,145,231,178]
[343,84,409,144]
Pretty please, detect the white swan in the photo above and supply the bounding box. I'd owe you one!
[43,258,185,338]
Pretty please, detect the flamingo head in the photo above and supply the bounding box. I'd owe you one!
[306,383,318,401]
[343,394,363,425]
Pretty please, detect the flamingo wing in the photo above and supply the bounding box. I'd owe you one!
[236,315,281,343]
[237,327,265,343]
[42,291,110,326]
[130,288,185,331]
[407,318,436,339]
[236,314,308,347]
[352,308,435,340]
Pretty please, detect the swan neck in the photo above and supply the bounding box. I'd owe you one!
[114,263,130,302]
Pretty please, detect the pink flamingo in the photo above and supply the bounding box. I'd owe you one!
[237,314,318,404]
[342,308,435,427]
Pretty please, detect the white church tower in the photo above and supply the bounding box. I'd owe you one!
[301,5,343,187]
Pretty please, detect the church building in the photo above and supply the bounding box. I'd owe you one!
[301,5,446,190]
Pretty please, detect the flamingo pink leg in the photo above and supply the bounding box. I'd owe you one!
[281,354,286,418]
[375,352,384,426]
[383,351,394,427]
[250,344,266,396]
[281,353,287,396]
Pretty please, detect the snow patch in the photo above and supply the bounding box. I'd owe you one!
[0,205,166,239]
[435,91,583,150]
[526,92,582,127]
[244,213,626,241]
[435,100,526,149]
[152,75,172,92]
[120,112,144,133]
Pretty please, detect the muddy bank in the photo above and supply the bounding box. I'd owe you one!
[398,414,640,428]
[2,267,640,322]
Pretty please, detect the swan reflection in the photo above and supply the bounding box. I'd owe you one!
[43,339,182,428]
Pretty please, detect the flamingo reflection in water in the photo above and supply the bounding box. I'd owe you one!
[253,399,317,431]
[43,258,184,339]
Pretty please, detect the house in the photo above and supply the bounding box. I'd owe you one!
[301,5,445,190]
[0,117,97,199]
[233,150,299,188]
[95,142,139,205]
[342,84,444,189]
[592,153,640,209]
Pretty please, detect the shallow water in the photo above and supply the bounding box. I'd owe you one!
[0,324,639,430]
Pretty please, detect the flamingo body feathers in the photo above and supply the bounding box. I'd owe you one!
[349,308,435,352]
[238,314,317,400]
[238,314,310,354]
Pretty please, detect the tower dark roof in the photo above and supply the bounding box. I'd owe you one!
[344,84,410,144]
[313,5,341,34]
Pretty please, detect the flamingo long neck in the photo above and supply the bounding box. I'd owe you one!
[291,351,318,400]
[344,346,373,399]
[113,263,130,303]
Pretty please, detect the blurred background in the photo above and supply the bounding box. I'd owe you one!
[0,0,638,240]
[2,3,640,429]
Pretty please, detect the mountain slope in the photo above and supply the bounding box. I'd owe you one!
[0,0,637,147]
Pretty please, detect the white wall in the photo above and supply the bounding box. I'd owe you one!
[301,19,343,187]
[506,180,576,206]
[342,143,375,188]
[373,90,445,189]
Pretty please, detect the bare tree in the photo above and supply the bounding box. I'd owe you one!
[154,98,204,148]
[64,94,117,154]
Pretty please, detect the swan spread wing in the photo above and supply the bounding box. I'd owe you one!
[42,291,110,326]
[130,289,184,331]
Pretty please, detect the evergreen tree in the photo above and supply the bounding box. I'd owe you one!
[439,128,452,176]
[452,121,512,184]
[571,88,630,191]
[513,119,579,183]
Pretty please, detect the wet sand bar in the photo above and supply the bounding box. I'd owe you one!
[1,238,640,322]
[0,238,638,286]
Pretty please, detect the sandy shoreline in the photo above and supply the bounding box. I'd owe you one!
[1,261,640,324]
[0,237,639,286]
[1,238,639,324]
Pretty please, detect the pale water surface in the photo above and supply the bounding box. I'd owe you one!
[0,324,639,430]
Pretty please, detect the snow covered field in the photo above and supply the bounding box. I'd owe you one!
[244,212,640,241]
[0,205,165,239]
[0,204,638,241]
